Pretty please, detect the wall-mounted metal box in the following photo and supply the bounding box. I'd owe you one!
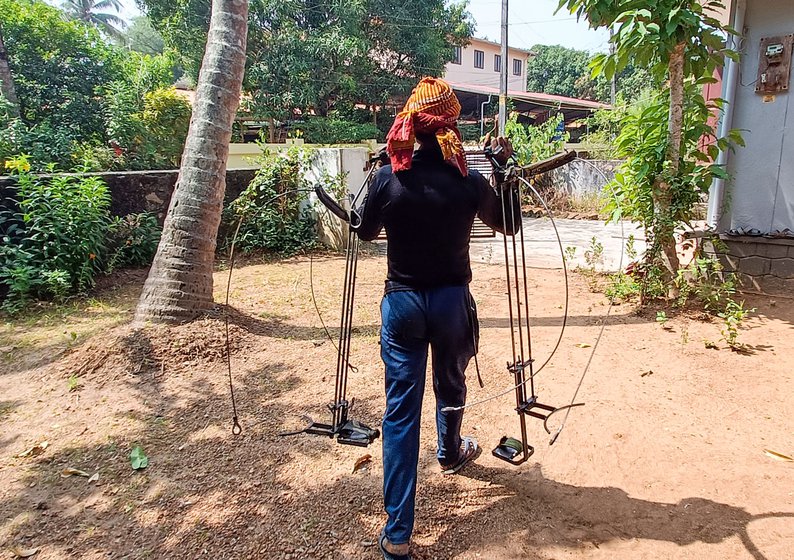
[755,34,793,94]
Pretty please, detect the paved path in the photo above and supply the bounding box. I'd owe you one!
[469,217,645,272]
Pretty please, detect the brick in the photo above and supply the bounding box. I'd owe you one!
[758,275,786,295]
[770,258,794,278]
[788,246,794,258]
[738,256,771,276]
[717,254,738,272]
[736,273,761,291]
[759,244,790,259]
[724,240,759,258]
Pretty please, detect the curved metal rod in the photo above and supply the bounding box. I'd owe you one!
[224,186,340,435]
[542,402,586,435]
[547,157,626,445]
[441,173,569,413]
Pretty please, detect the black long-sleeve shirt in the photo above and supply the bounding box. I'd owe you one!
[355,147,522,291]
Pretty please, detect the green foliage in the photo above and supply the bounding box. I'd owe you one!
[583,236,604,270]
[604,85,735,228]
[526,45,591,99]
[0,0,125,170]
[655,311,668,324]
[0,156,112,311]
[558,0,735,83]
[224,147,318,256]
[605,272,640,301]
[141,0,473,119]
[104,85,192,170]
[122,16,165,55]
[130,445,149,470]
[106,213,162,271]
[505,113,568,166]
[299,118,380,145]
[718,299,754,349]
[62,0,126,39]
[525,44,657,102]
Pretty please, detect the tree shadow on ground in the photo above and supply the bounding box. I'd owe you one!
[414,462,793,560]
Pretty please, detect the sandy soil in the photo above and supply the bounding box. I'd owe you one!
[1,254,793,560]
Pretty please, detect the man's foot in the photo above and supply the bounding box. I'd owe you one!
[440,436,480,475]
[379,531,411,560]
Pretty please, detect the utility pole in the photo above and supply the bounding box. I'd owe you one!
[498,0,508,134]
[609,27,616,105]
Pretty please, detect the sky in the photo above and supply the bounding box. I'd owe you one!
[54,0,610,54]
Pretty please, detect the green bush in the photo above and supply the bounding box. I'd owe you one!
[106,213,162,271]
[224,147,317,256]
[104,85,192,170]
[0,156,112,312]
[0,0,125,170]
[505,112,568,166]
[299,118,380,144]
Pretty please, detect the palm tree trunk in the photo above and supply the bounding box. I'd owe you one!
[135,0,249,323]
[0,22,20,118]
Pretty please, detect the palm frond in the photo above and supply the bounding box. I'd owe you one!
[93,0,124,13]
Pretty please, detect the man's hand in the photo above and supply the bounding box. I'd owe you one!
[483,134,514,166]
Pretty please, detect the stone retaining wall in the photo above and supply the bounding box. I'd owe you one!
[715,236,794,296]
[0,168,259,223]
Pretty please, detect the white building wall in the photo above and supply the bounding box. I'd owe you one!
[443,39,530,91]
[723,0,794,234]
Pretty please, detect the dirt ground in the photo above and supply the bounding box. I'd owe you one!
[1,253,793,560]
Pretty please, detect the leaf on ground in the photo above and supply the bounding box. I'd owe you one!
[60,467,91,478]
[10,546,39,558]
[352,454,372,473]
[640,370,654,377]
[763,449,793,462]
[88,472,100,483]
[16,441,49,458]
[575,343,591,348]
[130,446,149,470]
[704,340,719,350]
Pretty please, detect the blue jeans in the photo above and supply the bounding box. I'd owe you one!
[380,286,477,545]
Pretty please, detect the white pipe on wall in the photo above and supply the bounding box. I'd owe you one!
[707,0,747,229]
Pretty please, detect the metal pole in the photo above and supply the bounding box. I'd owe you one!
[609,28,616,105]
[498,0,508,134]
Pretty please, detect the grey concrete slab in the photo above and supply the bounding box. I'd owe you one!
[469,217,645,272]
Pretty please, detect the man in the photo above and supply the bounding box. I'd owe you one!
[354,77,520,560]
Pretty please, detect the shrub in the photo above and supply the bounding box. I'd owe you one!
[505,112,568,166]
[0,156,111,311]
[104,85,192,170]
[0,0,125,170]
[224,147,317,256]
[299,118,380,144]
[106,213,162,271]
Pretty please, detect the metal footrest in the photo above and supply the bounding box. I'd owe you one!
[492,436,534,465]
[303,419,380,447]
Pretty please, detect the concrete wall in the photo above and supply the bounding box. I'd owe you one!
[715,235,794,297]
[0,168,258,223]
[721,0,794,235]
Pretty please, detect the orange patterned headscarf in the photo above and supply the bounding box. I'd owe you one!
[386,77,468,177]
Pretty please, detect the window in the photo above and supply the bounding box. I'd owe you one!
[474,49,484,69]
[513,58,523,76]
[494,54,502,73]
[451,46,462,65]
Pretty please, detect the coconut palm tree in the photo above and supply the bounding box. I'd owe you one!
[135,0,249,323]
[61,0,127,39]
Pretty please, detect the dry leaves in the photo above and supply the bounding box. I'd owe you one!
[352,454,372,473]
[575,343,591,348]
[61,467,91,478]
[16,441,49,458]
[10,546,39,558]
[763,449,793,462]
